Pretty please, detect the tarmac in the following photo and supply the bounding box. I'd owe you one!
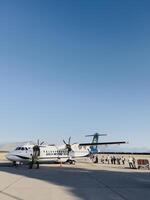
[0,161,150,200]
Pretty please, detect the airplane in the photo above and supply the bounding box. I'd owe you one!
[6,133,127,165]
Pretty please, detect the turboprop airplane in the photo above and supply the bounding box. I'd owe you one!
[6,134,126,165]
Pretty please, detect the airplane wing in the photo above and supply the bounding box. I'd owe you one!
[79,141,126,146]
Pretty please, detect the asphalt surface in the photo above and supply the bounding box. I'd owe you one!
[0,162,150,200]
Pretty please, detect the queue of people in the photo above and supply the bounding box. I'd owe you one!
[93,154,137,169]
[99,155,126,165]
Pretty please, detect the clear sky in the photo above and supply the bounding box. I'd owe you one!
[0,0,150,149]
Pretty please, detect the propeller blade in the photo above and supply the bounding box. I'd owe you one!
[37,139,40,145]
[63,140,67,145]
[68,137,71,145]
[40,141,45,145]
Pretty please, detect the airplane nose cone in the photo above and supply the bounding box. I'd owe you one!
[5,153,14,161]
[5,153,10,160]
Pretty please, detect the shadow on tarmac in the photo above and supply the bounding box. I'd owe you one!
[0,163,150,200]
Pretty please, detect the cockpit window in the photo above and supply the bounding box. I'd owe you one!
[15,147,21,150]
[15,147,28,151]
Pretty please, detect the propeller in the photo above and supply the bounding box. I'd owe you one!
[37,139,45,146]
[63,137,72,153]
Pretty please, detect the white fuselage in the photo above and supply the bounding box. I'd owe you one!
[6,143,90,163]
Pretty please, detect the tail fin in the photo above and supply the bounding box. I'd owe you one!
[85,133,107,153]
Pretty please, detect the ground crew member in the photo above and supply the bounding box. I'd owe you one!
[29,145,40,169]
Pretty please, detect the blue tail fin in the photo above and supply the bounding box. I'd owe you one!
[90,133,99,153]
[85,133,107,154]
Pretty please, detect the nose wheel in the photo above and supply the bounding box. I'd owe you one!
[12,161,20,167]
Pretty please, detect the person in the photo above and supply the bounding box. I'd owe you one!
[29,154,39,169]
[128,156,133,169]
[94,155,98,163]
[90,154,95,162]
[107,155,110,164]
[29,154,34,169]
[111,156,113,164]
[101,156,104,164]
[29,145,40,169]
[132,157,136,169]
[117,157,121,165]
[113,156,116,164]
[122,156,125,165]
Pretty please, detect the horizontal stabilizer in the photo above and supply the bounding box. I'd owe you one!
[85,134,107,137]
[79,141,126,146]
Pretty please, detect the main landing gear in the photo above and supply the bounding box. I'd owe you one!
[66,159,76,165]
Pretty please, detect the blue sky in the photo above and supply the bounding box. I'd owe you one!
[0,0,150,149]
